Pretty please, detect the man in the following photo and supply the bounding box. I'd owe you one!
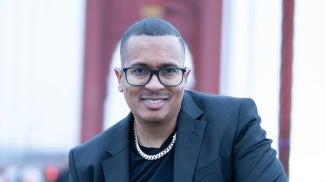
[68,17,287,181]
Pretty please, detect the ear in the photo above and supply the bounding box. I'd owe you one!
[114,67,124,92]
[183,68,191,89]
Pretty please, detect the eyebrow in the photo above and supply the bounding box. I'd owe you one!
[160,63,181,68]
[128,62,148,68]
[128,62,181,68]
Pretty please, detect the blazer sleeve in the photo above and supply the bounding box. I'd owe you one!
[68,149,79,182]
[232,98,288,181]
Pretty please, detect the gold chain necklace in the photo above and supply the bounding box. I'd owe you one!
[133,122,176,160]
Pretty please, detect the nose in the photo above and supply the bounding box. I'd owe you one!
[145,74,164,90]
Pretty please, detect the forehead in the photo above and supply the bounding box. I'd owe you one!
[123,35,184,67]
[127,35,181,50]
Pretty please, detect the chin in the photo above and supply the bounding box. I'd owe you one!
[142,114,167,124]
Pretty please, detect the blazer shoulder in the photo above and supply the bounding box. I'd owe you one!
[184,90,254,109]
[183,90,259,128]
[70,118,131,163]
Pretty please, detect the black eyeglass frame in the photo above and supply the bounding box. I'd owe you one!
[122,67,187,86]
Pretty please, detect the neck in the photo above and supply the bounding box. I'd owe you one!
[134,119,176,148]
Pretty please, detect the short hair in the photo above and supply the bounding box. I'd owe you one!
[120,17,185,65]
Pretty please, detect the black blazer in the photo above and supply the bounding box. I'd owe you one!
[69,91,287,181]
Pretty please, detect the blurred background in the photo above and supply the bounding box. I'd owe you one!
[0,0,324,181]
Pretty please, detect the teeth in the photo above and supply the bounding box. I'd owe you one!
[145,99,164,103]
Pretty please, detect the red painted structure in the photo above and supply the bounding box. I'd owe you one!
[279,0,294,176]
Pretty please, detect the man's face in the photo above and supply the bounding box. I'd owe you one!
[115,35,190,124]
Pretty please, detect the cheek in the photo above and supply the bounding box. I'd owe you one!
[170,88,184,104]
[123,86,139,100]
[119,78,129,92]
[123,87,141,110]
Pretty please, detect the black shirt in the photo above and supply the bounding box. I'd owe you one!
[130,129,175,182]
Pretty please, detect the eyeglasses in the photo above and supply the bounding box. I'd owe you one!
[122,67,187,86]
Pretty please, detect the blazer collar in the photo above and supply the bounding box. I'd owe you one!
[174,91,207,181]
[102,114,133,182]
[101,91,206,182]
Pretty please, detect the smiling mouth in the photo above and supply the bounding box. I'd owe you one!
[143,98,168,103]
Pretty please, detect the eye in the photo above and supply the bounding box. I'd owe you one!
[130,67,147,76]
[161,68,178,75]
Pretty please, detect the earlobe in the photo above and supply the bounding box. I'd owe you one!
[118,84,123,92]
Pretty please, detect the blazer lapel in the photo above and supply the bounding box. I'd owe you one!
[102,149,129,182]
[174,91,207,181]
[100,92,206,182]
[101,115,132,182]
